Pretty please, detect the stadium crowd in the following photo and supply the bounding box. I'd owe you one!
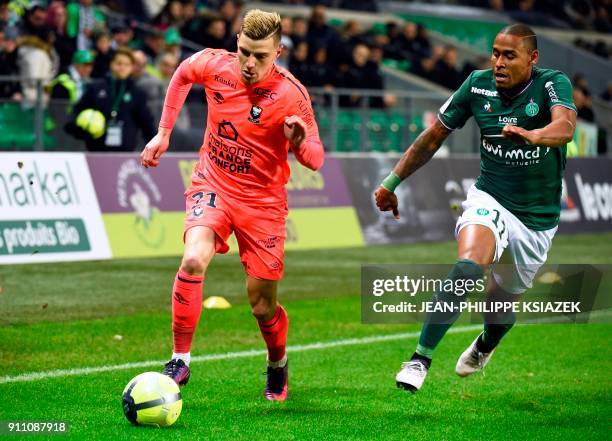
[0,0,609,150]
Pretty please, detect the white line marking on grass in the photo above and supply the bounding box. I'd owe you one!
[0,324,483,384]
[1,309,609,384]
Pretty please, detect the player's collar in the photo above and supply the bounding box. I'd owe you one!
[497,71,534,103]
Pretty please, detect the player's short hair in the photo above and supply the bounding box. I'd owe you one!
[240,9,282,45]
[498,23,537,52]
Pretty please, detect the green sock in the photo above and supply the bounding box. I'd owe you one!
[416,259,484,358]
[478,312,516,353]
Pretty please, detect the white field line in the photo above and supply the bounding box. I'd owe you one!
[1,309,609,385]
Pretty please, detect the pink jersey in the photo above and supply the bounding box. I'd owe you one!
[159,49,324,206]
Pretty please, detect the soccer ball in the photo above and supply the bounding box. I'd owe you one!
[75,109,106,139]
[122,372,183,427]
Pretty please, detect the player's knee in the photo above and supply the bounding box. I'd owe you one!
[180,255,208,276]
[250,296,274,321]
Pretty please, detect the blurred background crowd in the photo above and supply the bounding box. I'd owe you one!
[0,0,609,151]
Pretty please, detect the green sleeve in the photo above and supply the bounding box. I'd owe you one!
[437,73,473,130]
[544,72,576,112]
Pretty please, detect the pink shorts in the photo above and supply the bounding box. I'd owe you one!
[184,178,287,281]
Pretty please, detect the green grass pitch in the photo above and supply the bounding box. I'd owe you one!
[0,233,610,440]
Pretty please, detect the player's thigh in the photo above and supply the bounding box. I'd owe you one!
[455,187,510,264]
[234,207,287,282]
[493,224,557,295]
[184,184,233,255]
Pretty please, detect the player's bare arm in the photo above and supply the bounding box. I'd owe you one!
[502,106,576,147]
[374,119,451,218]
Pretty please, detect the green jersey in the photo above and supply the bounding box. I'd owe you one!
[438,67,576,230]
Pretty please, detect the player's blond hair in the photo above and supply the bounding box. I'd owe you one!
[240,9,282,45]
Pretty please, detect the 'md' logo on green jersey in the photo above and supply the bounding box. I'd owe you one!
[525,99,539,117]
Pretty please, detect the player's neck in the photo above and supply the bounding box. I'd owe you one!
[497,70,533,101]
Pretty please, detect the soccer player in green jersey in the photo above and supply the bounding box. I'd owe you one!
[374,24,577,392]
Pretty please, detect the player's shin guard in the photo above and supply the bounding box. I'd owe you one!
[258,304,288,364]
[172,270,204,354]
[416,259,484,359]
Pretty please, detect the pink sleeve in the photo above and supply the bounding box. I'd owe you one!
[159,49,215,130]
[288,88,325,171]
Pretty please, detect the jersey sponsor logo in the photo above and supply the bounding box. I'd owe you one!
[498,116,518,125]
[207,133,253,174]
[248,105,263,124]
[482,139,550,166]
[525,99,539,117]
[470,86,498,97]
[213,92,224,104]
[253,87,277,101]
[545,81,560,103]
[477,208,490,215]
[214,74,237,89]
[218,120,238,141]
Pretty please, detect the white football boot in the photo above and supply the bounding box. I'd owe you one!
[396,360,429,392]
[456,333,495,377]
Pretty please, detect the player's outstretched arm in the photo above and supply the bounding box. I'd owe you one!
[285,115,324,171]
[374,119,451,219]
[501,106,576,147]
[141,52,210,168]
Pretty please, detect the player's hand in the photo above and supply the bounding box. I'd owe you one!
[502,124,537,145]
[284,115,307,148]
[141,132,170,168]
[374,186,400,219]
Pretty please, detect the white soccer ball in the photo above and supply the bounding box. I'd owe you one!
[122,372,182,427]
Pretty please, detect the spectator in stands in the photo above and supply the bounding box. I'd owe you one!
[288,41,311,86]
[338,20,366,65]
[46,1,75,73]
[200,16,232,50]
[573,88,595,122]
[291,16,308,46]
[142,29,165,63]
[20,4,47,37]
[111,22,135,50]
[277,15,293,70]
[433,46,463,90]
[91,31,114,78]
[600,82,612,102]
[66,0,105,51]
[412,44,444,82]
[338,43,388,108]
[132,48,164,102]
[0,0,19,30]
[17,26,58,106]
[396,22,430,65]
[48,49,93,104]
[306,5,340,62]
[153,0,184,30]
[180,0,201,44]
[65,48,156,151]
[219,0,242,46]
[308,47,335,90]
[0,26,21,101]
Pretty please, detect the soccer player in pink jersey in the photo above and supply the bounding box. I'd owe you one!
[140,9,324,401]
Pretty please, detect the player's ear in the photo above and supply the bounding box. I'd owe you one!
[530,49,539,65]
